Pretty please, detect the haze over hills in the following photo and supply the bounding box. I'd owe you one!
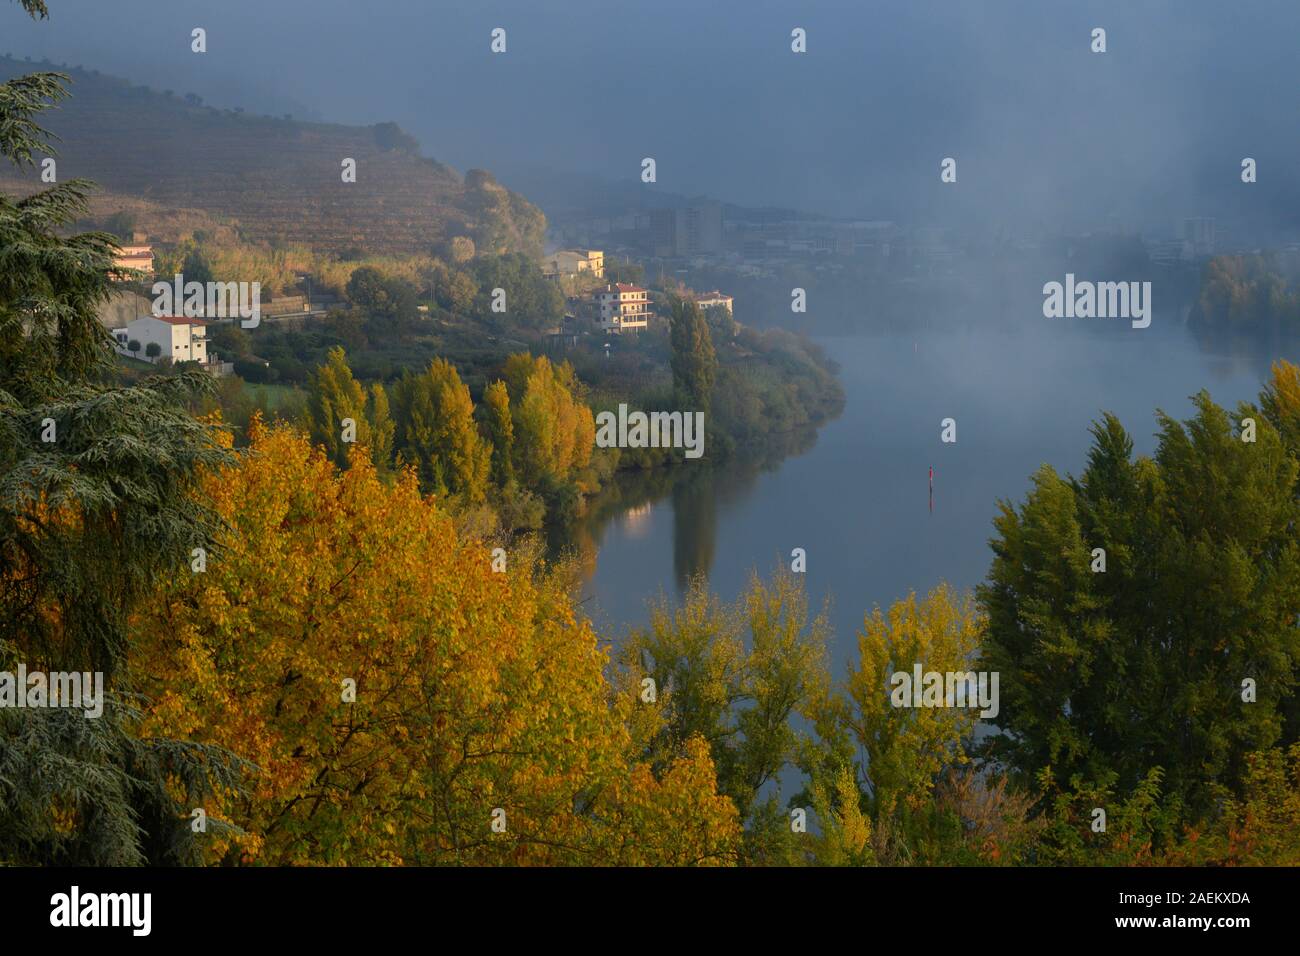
[0,55,546,258]
[7,0,1300,239]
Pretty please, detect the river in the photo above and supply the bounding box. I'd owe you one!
[572,321,1283,675]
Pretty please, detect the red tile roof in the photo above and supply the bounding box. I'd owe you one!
[148,315,212,326]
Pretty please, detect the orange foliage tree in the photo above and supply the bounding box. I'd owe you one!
[129,420,738,865]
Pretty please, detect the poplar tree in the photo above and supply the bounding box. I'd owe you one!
[481,379,514,486]
[391,359,490,502]
[367,381,394,471]
[669,297,718,414]
[306,346,372,468]
[0,0,245,865]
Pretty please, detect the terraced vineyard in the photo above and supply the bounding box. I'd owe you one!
[0,56,546,258]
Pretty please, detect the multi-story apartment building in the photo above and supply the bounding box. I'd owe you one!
[592,283,652,333]
[649,202,724,257]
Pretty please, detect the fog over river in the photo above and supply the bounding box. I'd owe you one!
[575,323,1279,674]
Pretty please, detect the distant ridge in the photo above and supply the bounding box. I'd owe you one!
[0,56,546,258]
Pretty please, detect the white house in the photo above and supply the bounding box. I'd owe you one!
[113,315,209,365]
[592,283,652,333]
[545,248,604,279]
[695,291,733,313]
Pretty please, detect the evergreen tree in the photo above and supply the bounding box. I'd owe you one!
[669,297,718,413]
[0,0,245,865]
[980,394,1300,826]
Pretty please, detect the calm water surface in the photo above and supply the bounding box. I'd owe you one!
[575,324,1284,675]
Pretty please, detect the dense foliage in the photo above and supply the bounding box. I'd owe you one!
[4,0,1298,868]
[0,6,244,864]
[1191,254,1300,335]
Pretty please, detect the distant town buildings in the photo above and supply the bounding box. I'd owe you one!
[730,217,898,262]
[650,202,723,257]
[591,283,652,333]
[1147,218,1221,264]
[1182,218,1216,258]
[544,248,604,279]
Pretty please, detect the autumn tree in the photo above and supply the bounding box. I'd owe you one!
[481,379,514,486]
[807,766,875,866]
[368,381,394,471]
[836,586,987,857]
[391,358,490,502]
[500,353,595,494]
[131,421,740,865]
[1260,358,1300,468]
[305,346,372,468]
[618,569,831,862]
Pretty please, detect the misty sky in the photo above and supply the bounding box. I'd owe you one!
[3,0,1298,233]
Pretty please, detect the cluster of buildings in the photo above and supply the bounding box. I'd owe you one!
[102,242,228,372]
[547,196,1257,290]
[547,204,917,279]
[569,281,733,336]
[1147,218,1220,265]
[102,238,223,369]
[543,247,734,336]
[544,247,653,334]
[587,283,653,333]
[102,238,344,372]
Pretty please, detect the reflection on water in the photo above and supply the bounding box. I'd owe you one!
[671,469,716,588]
[1189,323,1300,384]
[553,425,821,593]
[565,324,1295,669]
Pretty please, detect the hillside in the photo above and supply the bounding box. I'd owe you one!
[0,56,546,258]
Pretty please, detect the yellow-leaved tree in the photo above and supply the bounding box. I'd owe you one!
[845,585,987,840]
[501,353,595,487]
[129,419,738,865]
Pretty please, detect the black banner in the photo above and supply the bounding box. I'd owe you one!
[1,865,1280,941]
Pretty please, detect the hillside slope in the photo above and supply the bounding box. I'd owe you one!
[0,56,546,258]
